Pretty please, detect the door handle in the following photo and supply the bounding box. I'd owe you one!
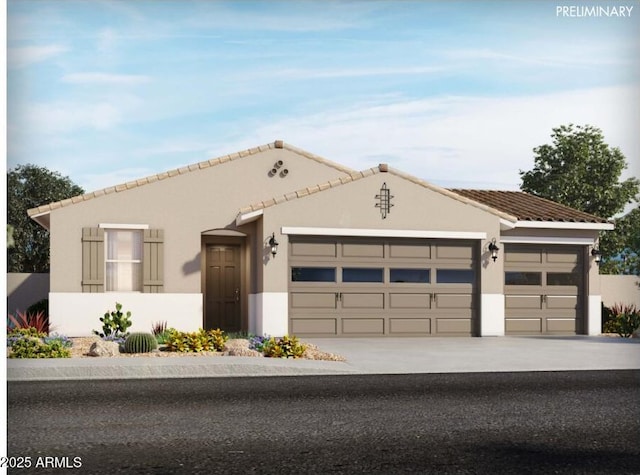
[235,288,240,302]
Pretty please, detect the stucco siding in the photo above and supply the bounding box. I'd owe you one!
[256,173,502,293]
[48,148,351,293]
[600,275,640,307]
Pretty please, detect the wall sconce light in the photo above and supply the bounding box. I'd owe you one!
[268,233,279,257]
[488,238,500,262]
[591,247,602,264]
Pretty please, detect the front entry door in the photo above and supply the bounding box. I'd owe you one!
[205,245,241,332]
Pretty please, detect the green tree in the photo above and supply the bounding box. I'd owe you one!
[599,207,640,275]
[520,124,639,275]
[7,165,84,272]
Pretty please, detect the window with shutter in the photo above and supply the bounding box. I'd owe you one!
[81,226,164,293]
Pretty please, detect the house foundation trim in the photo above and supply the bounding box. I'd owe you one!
[480,294,505,336]
[251,292,288,337]
[588,295,602,336]
[49,292,202,337]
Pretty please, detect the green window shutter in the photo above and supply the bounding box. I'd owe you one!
[82,227,104,292]
[143,229,164,293]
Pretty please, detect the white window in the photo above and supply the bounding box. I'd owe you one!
[105,229,143,292]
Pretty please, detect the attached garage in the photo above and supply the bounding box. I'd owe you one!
[288,236,479,337]
[504,244,584,335]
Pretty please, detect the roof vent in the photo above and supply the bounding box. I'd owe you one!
[378,163,389,172]
[274,140,284,149]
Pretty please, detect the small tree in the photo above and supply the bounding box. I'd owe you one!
[7,164,84,272]
[520,124,639,272]
[599,207,640,275]
[520,124,638,219]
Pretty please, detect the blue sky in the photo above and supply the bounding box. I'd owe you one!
[6,0,640,193]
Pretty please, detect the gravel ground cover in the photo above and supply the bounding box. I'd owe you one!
[68,337,346,361]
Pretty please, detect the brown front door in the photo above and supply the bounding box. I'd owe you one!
[205,245,241,332]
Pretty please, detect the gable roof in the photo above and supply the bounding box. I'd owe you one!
[236,168,613,231]
[236,164,518,224]
[449,189,610,224]
[27,140,356,224]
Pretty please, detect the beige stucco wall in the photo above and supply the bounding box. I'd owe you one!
[48,146,352,293]
[600,275,640,307]
[256,171,503,293]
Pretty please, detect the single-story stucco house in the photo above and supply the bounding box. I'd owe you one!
[28,140,613,337]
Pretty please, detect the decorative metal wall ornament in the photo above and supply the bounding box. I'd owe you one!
[375,182,394,219]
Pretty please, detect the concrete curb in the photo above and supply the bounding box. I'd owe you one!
[7,356,357,381]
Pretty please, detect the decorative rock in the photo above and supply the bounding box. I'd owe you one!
[223,339,251,351]
[88,341,120,357]
[632,327,640,339]
[225,347,263,357]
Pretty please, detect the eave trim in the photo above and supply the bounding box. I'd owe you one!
[281,226,487,240]
[514,221,614,231]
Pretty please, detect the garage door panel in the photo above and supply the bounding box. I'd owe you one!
[289,237,477,337]
[506,249,542,263]
[342,318,384,334]
[389,244,430,259]
[436,294,473,309]
[436,318,472,334]
[436,245,473,260]
[546,250,579,264]
[341,293,384,309]
[546,318,575,332]
[291,293,336,309]
[291,318,337,335]
[342,243,384,258]
[290,242,336,258]
[505,318,542,333]
[389,293,431,309]
[390,318,431,334]
[546,296,577,309]
[506,295,542,309]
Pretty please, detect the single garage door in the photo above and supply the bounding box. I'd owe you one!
[504,244,584,335]
[288,237,478,337]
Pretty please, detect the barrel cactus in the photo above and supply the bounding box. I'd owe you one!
[123,332,158,354]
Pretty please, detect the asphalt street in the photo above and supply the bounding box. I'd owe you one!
[7,370,640,474]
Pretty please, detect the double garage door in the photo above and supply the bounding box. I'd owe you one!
[288,237,478,337]
[504,244,584,334]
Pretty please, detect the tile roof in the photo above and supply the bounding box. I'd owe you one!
[449,189,610,223]
[27,141,357,218]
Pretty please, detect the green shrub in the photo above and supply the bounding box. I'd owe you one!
[27,298,49,320]
[93,302,132,339]
[7,310,49,334]
[9,337,71,358]
[263,335,306,359]
[164,328,228,352]
[123,332,158,354]
[604,303,640,338]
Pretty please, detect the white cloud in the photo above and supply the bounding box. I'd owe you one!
[218,85,640,190]
[61,73,151,85]
[8,44,68,68]
[21,99,132,133]
[269,65,445,80]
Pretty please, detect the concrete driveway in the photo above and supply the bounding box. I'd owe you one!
[304,335,640,374]
[7,335,640,381]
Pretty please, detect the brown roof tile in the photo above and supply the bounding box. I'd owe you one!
[449,189,609,223]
